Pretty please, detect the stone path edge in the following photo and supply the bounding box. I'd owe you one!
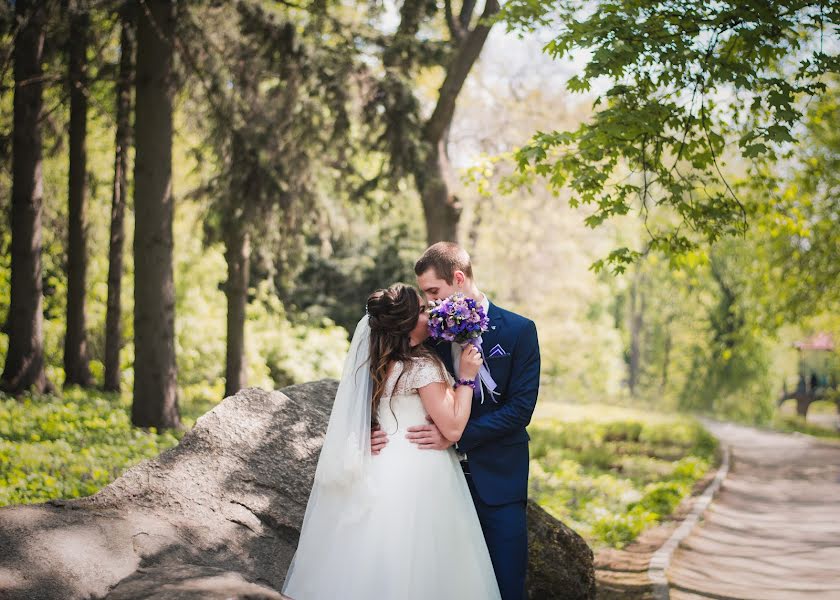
[647,442,732,600]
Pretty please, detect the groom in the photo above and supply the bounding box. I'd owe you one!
[372,241,541,600]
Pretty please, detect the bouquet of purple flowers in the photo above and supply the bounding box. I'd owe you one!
[427,293,490,343]
[427,293,498,402]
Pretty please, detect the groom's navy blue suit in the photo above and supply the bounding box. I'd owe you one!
[432,301,540,600]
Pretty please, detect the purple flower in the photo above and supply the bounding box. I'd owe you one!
[427,292,489,344]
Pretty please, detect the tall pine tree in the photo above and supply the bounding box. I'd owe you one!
[1,0,54,396]
[103,1,136,393]
[132,0,180,429]
[63,0,92,388]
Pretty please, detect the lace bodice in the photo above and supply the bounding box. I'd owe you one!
[382,356,453,398]
[376,356,454,434]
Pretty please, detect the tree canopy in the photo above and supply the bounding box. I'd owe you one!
[501,0,840,272]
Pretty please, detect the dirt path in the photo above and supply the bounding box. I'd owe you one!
[667,421,840,599]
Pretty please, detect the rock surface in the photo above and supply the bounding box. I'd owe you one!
[527,501,596,599]
[0,381,594,599]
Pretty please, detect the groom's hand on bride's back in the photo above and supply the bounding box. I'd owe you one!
[371,425,388,455]
[406,416,454,451]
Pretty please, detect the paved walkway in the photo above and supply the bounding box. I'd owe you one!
[667,421,840,599]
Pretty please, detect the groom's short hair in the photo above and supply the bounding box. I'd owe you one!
[414,242,474,284]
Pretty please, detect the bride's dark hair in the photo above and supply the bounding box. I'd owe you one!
[366,283,441,423]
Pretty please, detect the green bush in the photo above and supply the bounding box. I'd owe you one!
[632,481,687,516]
[603,420,643,442]
[671,455,710,481]
[591,505,658,549]
[528,413,717,549]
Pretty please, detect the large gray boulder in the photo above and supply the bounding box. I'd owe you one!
[0,381,593,599]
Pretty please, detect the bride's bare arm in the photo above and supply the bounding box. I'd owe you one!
[417,345,483,443]
[418,382,474,442]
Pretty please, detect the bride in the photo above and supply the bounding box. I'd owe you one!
[282,283,502,599]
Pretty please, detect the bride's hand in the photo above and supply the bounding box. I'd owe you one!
[458,344,483,380]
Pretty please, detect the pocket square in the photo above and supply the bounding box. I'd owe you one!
[488,344,508,358]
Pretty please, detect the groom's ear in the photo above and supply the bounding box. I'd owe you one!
[453,270,466,286]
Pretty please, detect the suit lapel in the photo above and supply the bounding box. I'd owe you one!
[481,302,504,352]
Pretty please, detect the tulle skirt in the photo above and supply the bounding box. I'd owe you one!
[282,430,501,599]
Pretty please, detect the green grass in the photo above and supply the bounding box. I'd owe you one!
[770,413,840,440]
[528,402,719,550]
[2,388,719,554]
[0,382,225,507]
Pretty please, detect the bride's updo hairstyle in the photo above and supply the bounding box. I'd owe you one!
[366,283,437,422]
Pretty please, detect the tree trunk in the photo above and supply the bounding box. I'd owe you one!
[415,137,460,244]
[466,189,490,250]
[224,225,250,398]
[628,272,644,396]
[64,0,92,388]
[796,396,810,418]
[132,0,180,429]
[661,318,672,390]
[104,1,136,393]
[415,0,499,245]
[0,0,53,396]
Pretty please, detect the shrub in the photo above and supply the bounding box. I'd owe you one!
[591,505,658,549]
[632,481,686,516]
[603,420,643,442]
[529,412,717,549]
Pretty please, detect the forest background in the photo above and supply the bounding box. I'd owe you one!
[1,0,838,547]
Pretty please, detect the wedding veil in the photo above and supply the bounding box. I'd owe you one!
[282,313,374,592]
[311,313,373,487]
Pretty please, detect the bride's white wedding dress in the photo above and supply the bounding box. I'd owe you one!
[282,355,502,600]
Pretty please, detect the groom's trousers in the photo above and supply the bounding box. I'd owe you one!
[463,465,528,600]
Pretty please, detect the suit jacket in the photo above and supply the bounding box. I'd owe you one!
[431,301,540,506]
